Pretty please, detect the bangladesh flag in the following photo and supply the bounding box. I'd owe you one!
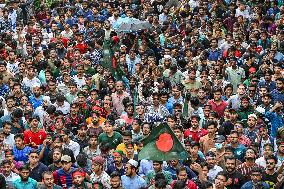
[138,123,188,161]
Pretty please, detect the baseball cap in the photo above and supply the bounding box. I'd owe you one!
[61,155,72,162]
[92,156,104,166]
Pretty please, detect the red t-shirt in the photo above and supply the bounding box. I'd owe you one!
[24,129,47,145]
[184,128,208,143]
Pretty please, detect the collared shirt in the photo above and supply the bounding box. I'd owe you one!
[121,174,147,189]
[207,100,228,118]
[184,128,208,143]
[29,162,48,182]
[208,165,223,181]
[138,159,153,178]
[111,91,130,115]
[3,172,20,188]
[90,171,111,189]
[13,145,33,163]
[13,177,38,189]
[63,140,80,158]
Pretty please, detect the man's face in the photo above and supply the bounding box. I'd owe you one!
[29,153,39,165]
[142,124,150,135]
[259,87,267,97]
[13,85,21,94]
[6,99,15,108]
[237,85,246,95]
[125,163,133,176]
[207,125,216,135]
[173,129,182,139]
[126,146,134,156]
[247,117,256,128]
[62,161,72,172]
[3,124,11,135]
[266,159,276,171]
[276,80,284,91]
[115,82,123,93]
[225,159,236,173]
[207,156,216,168]
[33,87,41,97]
[15,137,24,148]
[153,162,162,172]
[53,150,62,163]
[104,123,113,134]
[110,176,121,188]
[177,170,187,181]
[30,119,39,128]
[230,133,239,144]
[251,171,262,183]
[263,96,271,106]
[113,154,122,165]
[73,175,84,186]
[20,169,30,181]
[191,118,199,129]
[214,175,226,189]
[1,163,12,176]
[43,174,54,187]
[241,99,249,108]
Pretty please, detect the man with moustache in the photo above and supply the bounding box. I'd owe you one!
[107,150,126,176]
[29,83,44,109]
[70,170,92,189]
[237,148,260,183]
[121,159,146,189]
[223,156,245,189]
[39,171,62,189]
[13,165,38,188]
[48,148,63,172]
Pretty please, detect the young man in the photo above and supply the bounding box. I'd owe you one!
[28,150,48,182]
[121,159,147,189]
[146,160,172,186]
[39,171,62,189]
[240,167,269,189]
[13,165,38,189]
[98,118,123,150]
[23,115,47,147]
[223,156,245,189]
[70,170,92,189]
[61,129,80,158]
[90,155,111,188]
[1,159,20,188]
[13,133,33,163]
[53,155,76,188]
[200,121,218,154]
[110,171,123,189]
[184,115,208,142]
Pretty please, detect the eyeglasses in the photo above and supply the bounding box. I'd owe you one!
[266,162,275,165]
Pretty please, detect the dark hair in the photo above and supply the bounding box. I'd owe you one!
[206,120,218,128]
[1,159,11,167]
[110,171,121,179]
[14,133,24,140]
[251,166,262,174]
[19,164,30,172]
[225,156,236,163]
[265,154,278,163]
[176,166,187,175]
[42,171,53,178]
[216,171,228,181]
[122,130,132,137]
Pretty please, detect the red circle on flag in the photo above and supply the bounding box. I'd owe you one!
[156,133,174,152]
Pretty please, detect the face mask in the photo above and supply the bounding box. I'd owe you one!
[215,143,223,150]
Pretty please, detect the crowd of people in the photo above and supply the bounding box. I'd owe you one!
[1,0,284,188]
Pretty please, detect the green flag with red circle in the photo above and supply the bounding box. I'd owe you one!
[138,123,188,161]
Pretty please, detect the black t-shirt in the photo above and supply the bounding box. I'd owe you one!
[225,171,246,189]
[262,172,278,189]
